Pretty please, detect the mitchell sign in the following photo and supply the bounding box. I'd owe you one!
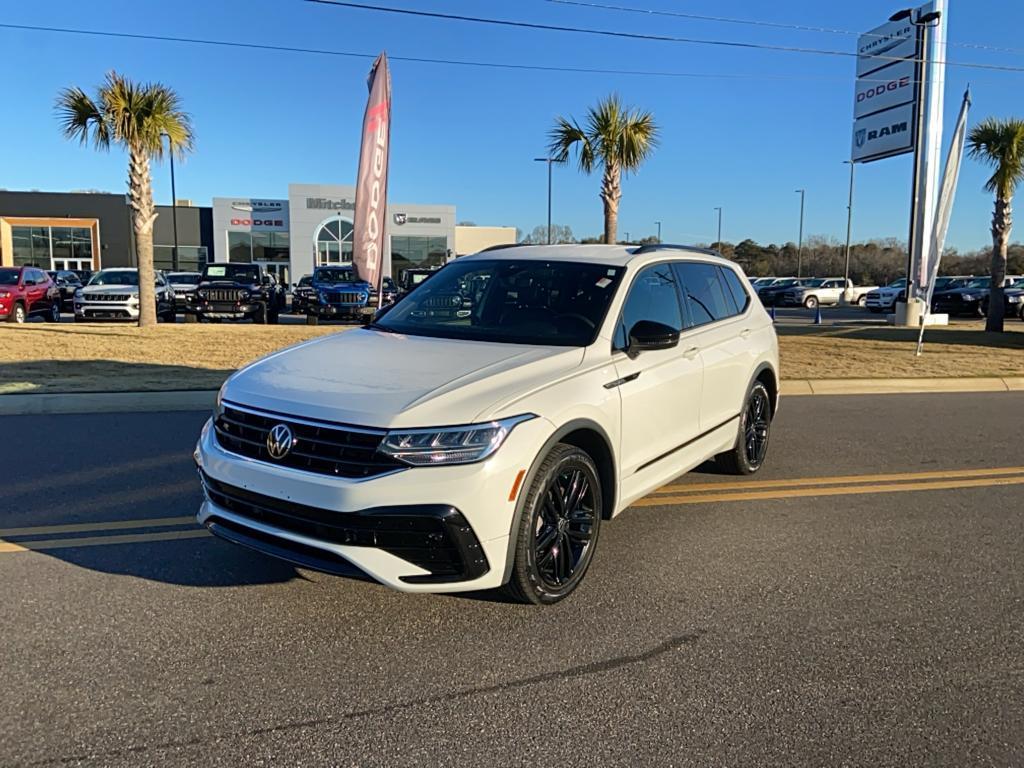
[306,197,355,211]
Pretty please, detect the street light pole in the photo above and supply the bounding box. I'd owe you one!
[163,134,180,272]
[794,189,806,278]
[713,207,722,251]
[843,160,855,292]
[533,157,557,244]
[655,220,662,243]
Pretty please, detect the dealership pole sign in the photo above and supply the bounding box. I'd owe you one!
[851,16,919,162]
[851,1,948,312]
[352,52,392,293]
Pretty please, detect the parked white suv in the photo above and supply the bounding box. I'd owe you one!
[194,245,780,604]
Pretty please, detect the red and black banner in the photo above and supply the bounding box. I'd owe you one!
[352,52,392,292]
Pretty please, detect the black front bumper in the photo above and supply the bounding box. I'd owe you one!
[309,303,368,319]
[200,472,489,584]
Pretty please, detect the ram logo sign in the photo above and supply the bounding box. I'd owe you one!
[851,102,915,163]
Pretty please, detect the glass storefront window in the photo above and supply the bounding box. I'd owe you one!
[11,224,97,268]
[72,228,92,262]
[228,232,252,263]
[315,218,354,265]
[390,236,449,280]
[51,227,73,262]
[154,245,209,272]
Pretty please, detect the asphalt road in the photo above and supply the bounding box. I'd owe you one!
[3,393,1023,767]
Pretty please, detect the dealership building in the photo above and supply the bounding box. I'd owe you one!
[0,185,514,281]
[213,183,460,284]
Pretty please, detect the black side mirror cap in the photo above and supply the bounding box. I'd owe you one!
[627,320,680,357]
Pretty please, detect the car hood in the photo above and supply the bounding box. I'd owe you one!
[313,281,371,290]
[82,285,138,295]
[223,329,584,428]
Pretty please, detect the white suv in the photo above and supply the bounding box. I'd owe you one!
[194,245,780,604]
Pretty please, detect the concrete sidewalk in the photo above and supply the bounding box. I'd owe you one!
[1,378,1023,415]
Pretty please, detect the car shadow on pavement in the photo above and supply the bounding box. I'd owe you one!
[2,409,305,588]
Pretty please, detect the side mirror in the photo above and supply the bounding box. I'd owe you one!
[627,320,680,357]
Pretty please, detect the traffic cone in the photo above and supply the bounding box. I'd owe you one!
[814,305,823,325]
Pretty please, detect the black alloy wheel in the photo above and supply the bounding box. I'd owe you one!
[717,380,773,475]
[46,301,61,322]
[505,443,602,605]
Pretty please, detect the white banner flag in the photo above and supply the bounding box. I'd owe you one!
[917,88,971,355]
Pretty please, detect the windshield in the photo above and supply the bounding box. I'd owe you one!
[375,259,625,346]
[887,278,907,288]
[204,264,259,283]
[89,270,138,286]
[168,273,200,285]
[0,269,20,286]
[315,267,358,283]
[298,276,312,287]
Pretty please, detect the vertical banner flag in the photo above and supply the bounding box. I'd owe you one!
[352,52,392,294]
[917,88,971,356]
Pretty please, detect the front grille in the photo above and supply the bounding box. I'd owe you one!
[423,294,462,309]
[201,473,489,581]
[324,291,366,305]
[214,403,404,479]
[86,293,132,302]
[200,288,246,302]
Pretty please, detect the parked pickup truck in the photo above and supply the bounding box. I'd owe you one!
[185,263,285,323]
[782,278,877,309]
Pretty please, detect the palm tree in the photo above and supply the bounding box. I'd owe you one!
[56,71,194,327]
[549,94,658,245]
[967,117,1024,332]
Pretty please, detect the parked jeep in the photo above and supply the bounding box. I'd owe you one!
[290,274,315,315]
[782,278,878,309]
[304,266,372,325]
[185,263,285,324]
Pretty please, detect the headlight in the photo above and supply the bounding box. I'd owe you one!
[960,294,976,301]
[74,288,83,298]
[0,291,9,299]
[1008,295,1023,303]
[214,383,226,419]
[378,414,535,466]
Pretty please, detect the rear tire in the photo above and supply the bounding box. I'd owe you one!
[716,380,772,475]
[254,305,268,324]
[503,443,602,605]
[45,302,61,322]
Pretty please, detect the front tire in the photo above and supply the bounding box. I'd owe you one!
[716,380,772,475]
[305,313,319,326]
[45,302,61,322]
[503,443,602,605]
[7,302,26,324]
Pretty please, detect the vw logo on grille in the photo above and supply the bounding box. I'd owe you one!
[266,423,294,460]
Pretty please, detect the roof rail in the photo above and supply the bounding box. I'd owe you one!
[631,243,723,258]
[479,243,534,252]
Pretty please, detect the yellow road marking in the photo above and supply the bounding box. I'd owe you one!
[0,516,196,538]
[634,475,1024,507]
[0,529,210,553]
[653,466,1024,495]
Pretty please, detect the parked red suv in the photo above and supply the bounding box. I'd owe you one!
[0,266,62,324]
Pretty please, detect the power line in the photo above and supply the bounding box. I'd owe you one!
[0,22,964,83]
[545,0,1024,57]
[306,0,1024,74]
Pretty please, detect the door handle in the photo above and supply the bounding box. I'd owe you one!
[739,328,752,338]
[682,346,700,360]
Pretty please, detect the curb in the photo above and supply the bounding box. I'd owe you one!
[781,377,1024,396]
[1,378,1022,415]
[0,390,216,415]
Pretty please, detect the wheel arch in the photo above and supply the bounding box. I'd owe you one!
[751,362,779,418]
[500,418,618,585]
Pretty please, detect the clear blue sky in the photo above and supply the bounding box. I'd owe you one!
[1,0,1020,251]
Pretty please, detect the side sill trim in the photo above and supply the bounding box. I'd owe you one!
[635,413,740,474]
